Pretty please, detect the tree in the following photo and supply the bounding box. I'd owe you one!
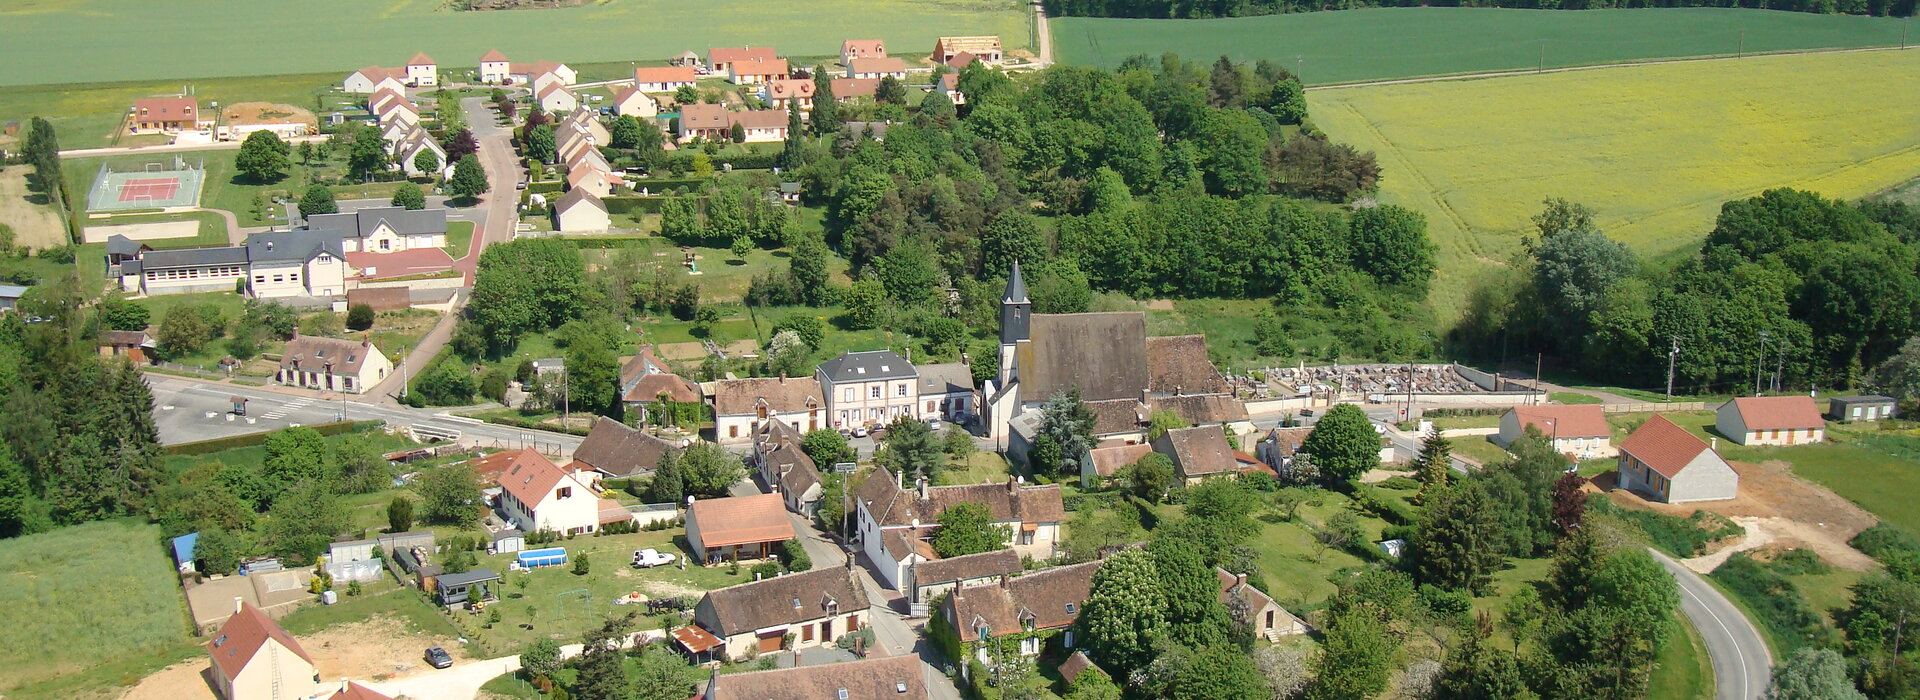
[565,336,622,416]
[1195,108,1268,196]
[801,428,855,468]
[390,182,427,211]
[931,502,1010,558]
[1408,481,1503,594]
[572,552,591,575]
[414,464,481,526]
[1551,473,1587,535]
[1309,613,1396,700]
[194,527,245,575]
[648,449,684,503]
[1412,429,1451,505]
[445,128,478,161]
[1315,512,1364,562]
[1348,204,1435,289]
[234,130,291,182]
[677,443,746,497]
[346,303,375,331]
[1039,389,1097,478]
[878,417,942,482]
[22,117,63,195]
[1530,216,1638,343]
[1063,668,1122,700]
[1500,587,1544,653]
[675,85,699,104]
[298,184,337,218]
[1075,549,1167,674]
[980,211,1043,279]
[411,148,441,178]
[386,495,414,532]
[787,232,832,305]
[1253,644,1310,700]
[1120,452,1173,502]
[810,66,839,135]
[1301,404,1378,482]
[728,121,746,144]
[876,76,907,105]
[521,638,564,681]
[264,480,348,562]
[1172,645,1269,700]
[262,427,331,496]
[610,115,644,149]
[525,124,557,162]
[1146,409,1190,442]
[1150,536,1233,648]
[1869,336,1920,411]
[99,296,151,331]
[449,154,489,200]
[842,279,887,330]
[573,613,637,700]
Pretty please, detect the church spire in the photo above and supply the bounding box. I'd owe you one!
[1003,259,1030,305]
[1000,260,1031,347]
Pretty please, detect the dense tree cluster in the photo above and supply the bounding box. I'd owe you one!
[1046,0,1915,19]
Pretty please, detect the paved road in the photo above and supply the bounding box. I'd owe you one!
[1651,549,1771,700]
[362,644,584,700]
[1032,0,1054,67]
[60,134,328,159]
[146,374,582,455]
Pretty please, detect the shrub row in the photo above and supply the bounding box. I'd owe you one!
[164,420,380,456]
[1589,496,1743,557]
[1349,483,1419,526]
[1711,553,1839,653]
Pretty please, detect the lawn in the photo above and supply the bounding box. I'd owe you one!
[1649,613,1714,700]
[86,210,229,248]
[1450,434,1513,467]
[444,220,475,259]
[1549,392,1604,405]
[578,236,853,303]
[0,0,1029,87]
[1311,48,1920,323]
[1240,490,1395,607]
[0,71,350,148]
[0,519,193,692]
[461,528,756,653]
[1054,7,1918,82]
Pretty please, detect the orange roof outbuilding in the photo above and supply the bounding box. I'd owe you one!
[688,493,793,548]
[1729,396,1825,431]
[1508,404,1610,438]
[1619,415,1714,478]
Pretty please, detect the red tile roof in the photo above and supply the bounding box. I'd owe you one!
[1089,443,1151,477]
[1730,396,1825,431]
[679,103,729,130]
[689,493,794,547]
[479,49,509,63]
[729,110,788,130]
[498,450,576,510]
[729,58,789,77]
[831,78,878,98]
[1508,404,1610,439]
[134,97,198,124]
[345,248,456,281]
[848,57,908,75]
[842,39,886,56]
[407,52,434,66]
[468,449,550,482]
[709,47,778,65]
[634,65,698,86]
[207,601,313,680]
[331,681,396,700]
[764,78,815,100]
[1619,415,1714,479]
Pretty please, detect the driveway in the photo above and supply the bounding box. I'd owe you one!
[1651,549,1771,700]
[362,644,583,700]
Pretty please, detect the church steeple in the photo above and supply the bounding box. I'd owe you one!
[999,260,1031,346]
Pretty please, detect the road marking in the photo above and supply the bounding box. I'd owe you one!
[261,398,312,420]
[1664,554,1755,700]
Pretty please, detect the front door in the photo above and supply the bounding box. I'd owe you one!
[821,619,833,640]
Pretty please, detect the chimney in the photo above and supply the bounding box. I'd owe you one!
[916,477,927,500]
[1007,477,1018,496]
[234,596,245,614]
[896,468,904,490]
[1235,572,1247,590]
[1711,437,1717,450]
[999,575,1011,590]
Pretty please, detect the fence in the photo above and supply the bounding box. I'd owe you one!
[626,502,680,528]
[1601,401,1708,414]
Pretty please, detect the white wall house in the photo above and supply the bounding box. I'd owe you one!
[343,66,405,94]
[1618,414,1739,503]
[691,568,871,661]
[405,52,437,86]
[1717,396,1826,446]
[479,49,511,84]
[818,350,919,431]
[307,207,449,254]
[207,601,322,700]
[497,451,602,535]
[1497,404,1616,459]
[854,468,1064,590]
[711,376,824,444]
[276,333,391,395]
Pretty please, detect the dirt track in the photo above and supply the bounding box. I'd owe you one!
[0,165,67,250]
[120,615,465,700]
[1604,459,1879,572]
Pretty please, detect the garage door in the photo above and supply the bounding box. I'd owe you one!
[757,629,785,654]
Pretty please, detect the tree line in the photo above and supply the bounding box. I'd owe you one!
[1454,192,1920,393]
[1046,0,1915,19]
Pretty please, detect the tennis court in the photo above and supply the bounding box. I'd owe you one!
[87,157,205,212]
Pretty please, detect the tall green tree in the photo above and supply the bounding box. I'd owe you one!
[1348,204,1435,289]
[414,463,481,527]
[1412,429,1451,505]
[449,154,489,200]
[1309,613,1396,700]
[1149,536,1232,648]
[1075,549,1167,675]
[468,237,589,350]
[348,124,388,178]
[878,416,943,482]
[412,148,440,177]
[1300,403,1377,482]
[810,66,839,135]
[298,184,337,218]
[564,335,622,416]
[234,130,291,182]
[1766,648,1865,700]
[390,182,427,210]
[1409,481,1504,594]
[931,502,1010,557]
[610,115,643,149]
[1039,389,1097,478]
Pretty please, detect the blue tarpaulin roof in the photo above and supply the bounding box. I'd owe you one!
[172,532,198,564]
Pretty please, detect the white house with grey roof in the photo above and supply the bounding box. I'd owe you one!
[276,331,391,394]
[116,229,348,299]
[818,350,920,431]
[305,206,448,254]
[916,362,976,424]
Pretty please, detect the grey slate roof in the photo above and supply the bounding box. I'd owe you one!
[1019,313,1149,402]
[693,567,870,637]
[1832,395,1895,405]
[0,284,27,299]
[917,362,975,396]
[245,229,345,263]
[1003,260,1029,304]
[140,246,251,269]
[817,350,917,383]
[106,234,148,257]
[304,206,447,239]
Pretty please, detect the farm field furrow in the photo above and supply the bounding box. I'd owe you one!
[1308,48,1920,322]
[1055,7,1918,84]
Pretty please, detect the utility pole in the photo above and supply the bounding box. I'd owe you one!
[400,356,409,400]
[1755,331,1770,397]
[1773,342,1786,393]
[1535,353,1543,405]
[561,367,570,427]
[1666,337,1680,399]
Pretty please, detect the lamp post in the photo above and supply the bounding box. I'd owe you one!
[1756,331,1771,397]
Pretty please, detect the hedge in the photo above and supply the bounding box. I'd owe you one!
[602,196,691,216]
[1349,483,1419,526]
[1851,523,1920,562]
[164,420,382,456]
[479,413,595,436]
[1587,495,1743,556]
[527,181,565,195]
[1063,490,1127,512]
[564,236,656,249]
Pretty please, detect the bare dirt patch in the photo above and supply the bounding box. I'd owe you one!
[302,615,467,681]
[118,660,218,700]
[222,102,316,128]
[0,164,67,250]
[1604,459,1879,572]
[83,219,197,243]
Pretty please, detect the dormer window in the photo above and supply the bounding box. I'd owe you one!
[1065,603,1076,615]
[793,597,802,609]
[837,690,849,700]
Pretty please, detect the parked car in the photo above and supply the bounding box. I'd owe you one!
[425,647,453,669]
[851,426,868,438]
[632,548,676,568]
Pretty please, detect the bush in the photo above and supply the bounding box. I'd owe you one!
[571,553,591,575]
[1349,483,1419,526]
[346,303,375,331]
[1418,584,1472,616]
[750,561,782,580]
[1710,553,1837,653]
[1851,523,1920,562]
[781,540,812,572]
[1379,476,1421,490]
[1770,548,1831,576]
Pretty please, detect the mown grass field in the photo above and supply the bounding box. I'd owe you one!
[0,0,1029,88]
[1310,48,1920,322]
[0,519,191,692]
[0,72,362,150]
[1054,7,1917,82]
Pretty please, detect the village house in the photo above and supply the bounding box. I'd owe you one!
[328,682,395,700]
[509,60,576,87]
[939,73,966,105]
[677,103,732,142]
[708,47,778,77]
[842,39,887,65]
[686,493,796,563]
[619,346,703,416]
[1618,414,1739,503]
[633,65,699,93]
[917,362,976,424]
[537,82,579,114]
[567,166,624,198]
[611,85,659,118]
[818,350,920,431]
[342,66,406,94]
[467,448,553,484]
[932,36,1003,64]
[553,188,610,233]
[698,654,928,700]
[832,78,879,100]
[855,467,1065,590]
[752,419,825,516]
[1717,395,1826,446]
[207,600,321,700]
[910,547,1021,605]
[566,108,612,144]
[1152,425,1239,484]
[728,109,788,142]
[404,52,437,86]
[102,329,157,364]
[392,126,446,177]
[728,57,789,85]
[670,50,704,68]
[276,333,390,394]
[1219,568,1307,639]
[496,450,606,535]
[689,566,872,660]
[988,263,1249,450]
[565,144,612,176]
[308,207,449,254]
[1830,394,1897,421]
[1088,443,1153,483]
[711,375,825,443]
[556,124,598,164]
[478,49,511,84]
[114,228,346,299]
[1497,404,1615,459]
[568,416,674,480]
[130,97,203,132]
[846,57,909,81]
[760,78,816,111]
[940,561,1100,666]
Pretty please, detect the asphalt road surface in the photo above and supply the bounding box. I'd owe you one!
[146,375,582,455]
[1652,549,1772,700]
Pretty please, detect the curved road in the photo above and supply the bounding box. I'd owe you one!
[1651,549,1771,700]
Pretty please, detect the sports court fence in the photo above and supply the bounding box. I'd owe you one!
[87,156,206,212]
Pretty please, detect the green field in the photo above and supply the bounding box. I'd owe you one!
[1055,7,1917,83]
[1310,48,1920,322]
[0,519,191,691]
[0,0,1029,87]
[0,72,363,150]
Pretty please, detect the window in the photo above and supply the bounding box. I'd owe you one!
[1063,630,1074,647]
[896,384,907,397]
[556,487,571,499]
[1020,637,1040,655]
[870,386,881,399]
[803,625,815,642]
[729,425,739,438]
[844,388,856,402]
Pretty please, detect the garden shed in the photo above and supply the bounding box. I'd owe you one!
[435,569,500,606]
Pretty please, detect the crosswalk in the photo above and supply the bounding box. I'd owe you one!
[261,398,312,420]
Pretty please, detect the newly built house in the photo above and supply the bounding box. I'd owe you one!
[1618,414,1738,503]
[1717,396,1826,446]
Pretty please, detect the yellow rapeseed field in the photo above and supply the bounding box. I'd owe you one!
[1310,49,1920,323]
